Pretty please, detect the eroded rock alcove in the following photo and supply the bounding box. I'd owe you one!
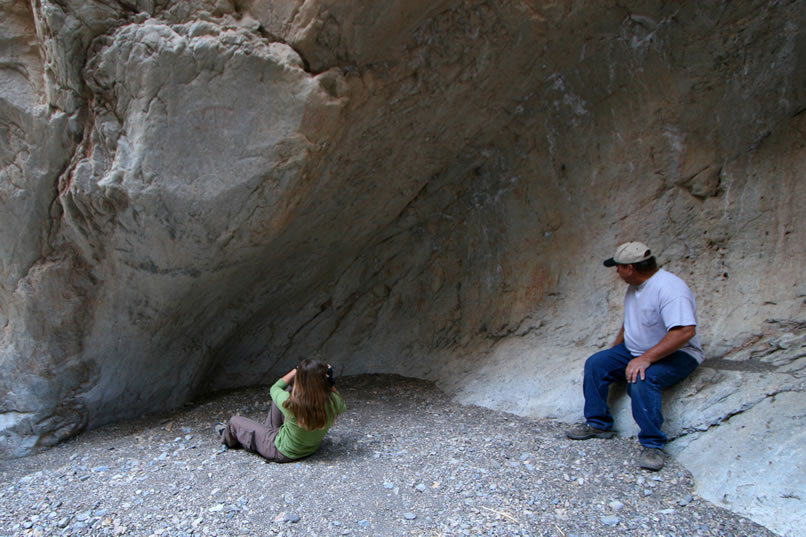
[1,1,804,534]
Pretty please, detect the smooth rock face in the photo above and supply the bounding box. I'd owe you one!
[1,1,804,534]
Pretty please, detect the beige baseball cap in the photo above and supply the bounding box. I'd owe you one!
[603,241,653,267]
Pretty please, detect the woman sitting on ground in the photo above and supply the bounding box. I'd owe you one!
[218,359,346,462]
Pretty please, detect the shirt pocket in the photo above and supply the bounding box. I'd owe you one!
[640,307,662,327]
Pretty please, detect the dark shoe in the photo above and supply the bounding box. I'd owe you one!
[639,447,665,471]
[565,423,615,440]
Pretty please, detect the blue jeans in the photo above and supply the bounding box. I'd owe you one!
[583,343,698,449]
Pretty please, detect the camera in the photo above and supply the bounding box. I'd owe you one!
[327,365,335,386]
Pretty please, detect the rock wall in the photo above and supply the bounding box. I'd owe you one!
[1,1,804,534]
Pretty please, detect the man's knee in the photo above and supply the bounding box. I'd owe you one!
[584,350,613,377]
[583,355,600,381]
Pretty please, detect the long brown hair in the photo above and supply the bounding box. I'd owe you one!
[283,359,337,430]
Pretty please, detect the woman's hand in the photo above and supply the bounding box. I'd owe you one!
[281,367,298,385]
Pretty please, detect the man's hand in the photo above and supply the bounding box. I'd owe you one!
[626,355,653,383]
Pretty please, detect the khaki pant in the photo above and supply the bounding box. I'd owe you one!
[221,401,294,463]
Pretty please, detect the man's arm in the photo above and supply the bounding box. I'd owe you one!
[625,325,696,383]
[613,325,625,347]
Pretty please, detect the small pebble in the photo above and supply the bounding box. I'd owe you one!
[608,500,625,511]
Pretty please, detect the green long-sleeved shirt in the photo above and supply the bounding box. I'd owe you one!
[270,378,346,459]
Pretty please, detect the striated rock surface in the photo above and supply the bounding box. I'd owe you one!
[1,1,804,534]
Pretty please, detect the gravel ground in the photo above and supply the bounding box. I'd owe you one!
[0,374,775,537]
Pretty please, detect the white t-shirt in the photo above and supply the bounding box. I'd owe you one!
[623,269,704,364]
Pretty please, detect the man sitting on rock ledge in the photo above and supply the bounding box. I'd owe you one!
[565,242,704,471]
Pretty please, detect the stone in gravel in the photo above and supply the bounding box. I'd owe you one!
[415,483,427,492]
[627,516,648,530]
[601,515,620,526]
[678,493,694,506]
[608,500,625,511]
[357,519,370,527]
[284,513,301,523]
[403,512,417,520]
